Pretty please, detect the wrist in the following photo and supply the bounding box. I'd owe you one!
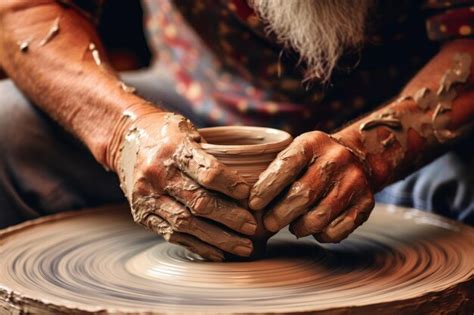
[329,129,378,191]
[333,125,401,191]
[100,101,163,172]
[333,99,418,191]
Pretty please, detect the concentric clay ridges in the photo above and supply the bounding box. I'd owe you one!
[0,204,473,314]
[200,126,292,184]
[1,127,473,314]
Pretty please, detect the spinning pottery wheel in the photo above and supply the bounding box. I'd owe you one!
[0,203,473,314]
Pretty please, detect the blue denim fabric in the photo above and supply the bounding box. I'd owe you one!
[377,144,474,225]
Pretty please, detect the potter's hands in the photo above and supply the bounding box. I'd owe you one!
[111,112,256,261]
[249,131,374,242]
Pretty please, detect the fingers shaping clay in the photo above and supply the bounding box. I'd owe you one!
[0,204,473,314]
[199,126,293,186]
[200,126,292,256]
[1,127,473,313]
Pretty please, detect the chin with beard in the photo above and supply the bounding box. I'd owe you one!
[249,0,374,83]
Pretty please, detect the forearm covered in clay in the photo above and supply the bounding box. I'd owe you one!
[0,0,159,168]
[0,2,259,260]
[334,39,474,191]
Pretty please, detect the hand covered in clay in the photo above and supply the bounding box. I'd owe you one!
[249,131,374,242]
[112,112,256,261]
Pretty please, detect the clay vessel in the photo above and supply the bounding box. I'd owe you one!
[200,126,292,258]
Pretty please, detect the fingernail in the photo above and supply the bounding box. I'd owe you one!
[234,183,250,199]
[292,222,312,238]
[319,218,354,243]
[241,221,257,235]
[233,244,253,257]
[333,217,355,235]
[289,225,300,239]
[249,197,264,210]
[315,232,330,243]
[289,225,303,238]
[264,215,279,232]
[295,230,309,239]
[208,253,224,262]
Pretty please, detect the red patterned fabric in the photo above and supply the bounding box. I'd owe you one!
[143,0,440,134]
[426,5,474,40]
[62,0,473,135]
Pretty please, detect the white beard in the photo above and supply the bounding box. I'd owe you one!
[249,0,373,83]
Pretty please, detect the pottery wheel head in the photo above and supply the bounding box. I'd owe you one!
[0,204,473,314]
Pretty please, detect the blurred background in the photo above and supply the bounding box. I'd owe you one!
[0,1,152,79]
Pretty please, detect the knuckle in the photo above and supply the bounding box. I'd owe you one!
[290,135,314,154]
[165,113,188,129]
[174,114,193,128]
[303,130,324,141]
[198,165,219,186]
[163,173,194,196]
[163,141,177,153]
[344,168,365,187]
[324,144,351,164]
[289,180,310,194]
[286,181,314,205]
[336,147,352,164]
[188,191,212,214]
[305,131,331,150]
[170,113,186,122]
[157,142,179,160]
[130,194,157,223]
[144,214,161,229]
[172,212,193,232]
[313,207,332,227]
[296,132,319,149]
[293,134,308,145]
[316,229,346,243]
[131,177,152,197]
[145,215,174,238]
[141,159,160,177]
[314,131,331,143]
[350,165,365,177]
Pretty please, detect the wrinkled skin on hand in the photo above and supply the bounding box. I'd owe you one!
[249,131,374,243]
[114,112,257,261]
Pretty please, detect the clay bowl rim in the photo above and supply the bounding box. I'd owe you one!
[199,126,292,153]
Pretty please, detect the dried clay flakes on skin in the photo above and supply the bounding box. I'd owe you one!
[360,53,472,157]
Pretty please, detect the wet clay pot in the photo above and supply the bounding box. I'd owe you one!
[200,126,292,258]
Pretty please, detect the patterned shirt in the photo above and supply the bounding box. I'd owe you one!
[62,0,474,135]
